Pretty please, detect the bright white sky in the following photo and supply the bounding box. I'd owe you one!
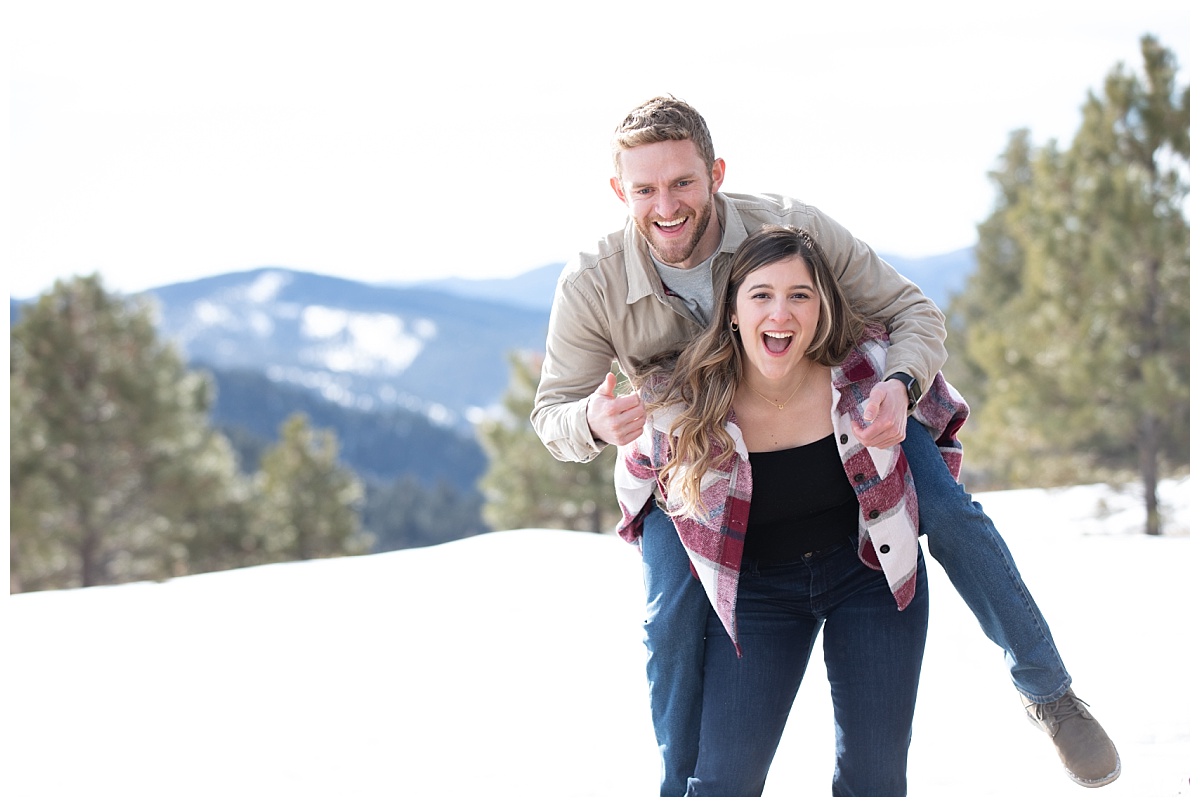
[8,1,1192,299]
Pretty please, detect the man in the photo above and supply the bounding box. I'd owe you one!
[531,95,1119,794]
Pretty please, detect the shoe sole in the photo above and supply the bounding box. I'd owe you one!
[1066,755,1121,788]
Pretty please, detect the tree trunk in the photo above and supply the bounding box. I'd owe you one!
[1139,411,1162,536]
[81,527,102,587]
[1137,252,1164,537]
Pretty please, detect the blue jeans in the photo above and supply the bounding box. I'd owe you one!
[638,419,1073,795]
[687,541,928,797]
[640,506,708,796]
[902,418,1072,701]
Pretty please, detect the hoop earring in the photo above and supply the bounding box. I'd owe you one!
[730,321,739,331]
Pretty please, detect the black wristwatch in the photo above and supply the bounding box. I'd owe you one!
[886,372,921,412]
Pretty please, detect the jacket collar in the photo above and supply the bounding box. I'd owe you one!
[623,193,741,306]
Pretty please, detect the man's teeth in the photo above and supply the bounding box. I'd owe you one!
[657,217,686,227]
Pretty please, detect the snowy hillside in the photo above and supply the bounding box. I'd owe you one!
[6,479,1192,804]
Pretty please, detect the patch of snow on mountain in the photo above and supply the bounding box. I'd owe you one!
[185,301,272,339]
[266,365,355,406]
[299,306,430,374]
[242,270,291,303]
[191,299,237,327]
[247,310,274,337]
[411,317,437,340]
[300,306,359,339]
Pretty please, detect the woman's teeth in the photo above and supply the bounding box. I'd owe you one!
[763,332,792,354]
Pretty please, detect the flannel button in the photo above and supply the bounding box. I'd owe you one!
[839,434,849,445]
[869,509,880,519]
[853,473,866,483]
[879,544,890,554]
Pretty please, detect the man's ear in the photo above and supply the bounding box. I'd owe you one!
[710,157,726,195]
[610,175,628,205]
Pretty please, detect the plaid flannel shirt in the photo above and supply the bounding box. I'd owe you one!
[615,325,969,653]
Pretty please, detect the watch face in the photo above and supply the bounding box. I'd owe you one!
[890,373,919,409]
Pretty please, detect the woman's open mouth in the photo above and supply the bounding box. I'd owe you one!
[762,331,793,356]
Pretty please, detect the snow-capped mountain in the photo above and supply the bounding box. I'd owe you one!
[145,267,553,427]
[12,248,972,433]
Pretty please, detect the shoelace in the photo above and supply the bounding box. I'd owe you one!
[1028,693,1092,729]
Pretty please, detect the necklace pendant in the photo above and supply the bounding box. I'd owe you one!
[776,403,784,410]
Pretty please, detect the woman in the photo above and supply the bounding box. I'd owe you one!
[615,225,969,796]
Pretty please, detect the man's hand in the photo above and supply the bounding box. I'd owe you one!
[586,372,647,447]
[850,378,909,448]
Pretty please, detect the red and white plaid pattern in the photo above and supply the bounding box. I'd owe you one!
[615,326,969,653]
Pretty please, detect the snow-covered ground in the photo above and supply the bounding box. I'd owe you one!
[6,479,1193,804]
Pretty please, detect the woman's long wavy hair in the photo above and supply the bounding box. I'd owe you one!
[631,225,869,518]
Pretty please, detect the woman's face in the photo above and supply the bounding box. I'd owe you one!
[730,256,821,383]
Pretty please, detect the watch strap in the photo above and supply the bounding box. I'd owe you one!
[886,372,921,411]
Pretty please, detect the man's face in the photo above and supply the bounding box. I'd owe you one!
[611,140,725,269]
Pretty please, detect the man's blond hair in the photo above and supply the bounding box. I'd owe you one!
[611,95,716,177]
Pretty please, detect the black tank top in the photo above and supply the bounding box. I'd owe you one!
[744,433,860,564]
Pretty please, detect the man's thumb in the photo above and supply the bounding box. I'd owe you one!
[596,372,617,398]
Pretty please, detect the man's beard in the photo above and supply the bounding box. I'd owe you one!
[639,195,715,267]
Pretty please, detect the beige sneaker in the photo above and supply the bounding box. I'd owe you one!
[1021,689,1121,787]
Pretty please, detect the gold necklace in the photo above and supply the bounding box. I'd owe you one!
[744,361,814,410]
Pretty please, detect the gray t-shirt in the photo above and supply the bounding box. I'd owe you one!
[651,251,717,327]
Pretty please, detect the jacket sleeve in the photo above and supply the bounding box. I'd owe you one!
[809,205,948,394]
[614,427,659,544]
[912,372,970,482]
[530,265,617,464]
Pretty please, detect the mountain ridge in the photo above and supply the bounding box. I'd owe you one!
[9,249,975,550]
[393,248,975,314]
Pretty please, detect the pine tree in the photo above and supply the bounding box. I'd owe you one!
[363,475,487,552]
[254,413,370,561]
[945,128,1035,394]
[477,352,620,534]
[950,36,1188,533]
[10,274,251,590]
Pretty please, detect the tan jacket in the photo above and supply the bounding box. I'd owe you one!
[531,192,948,463]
